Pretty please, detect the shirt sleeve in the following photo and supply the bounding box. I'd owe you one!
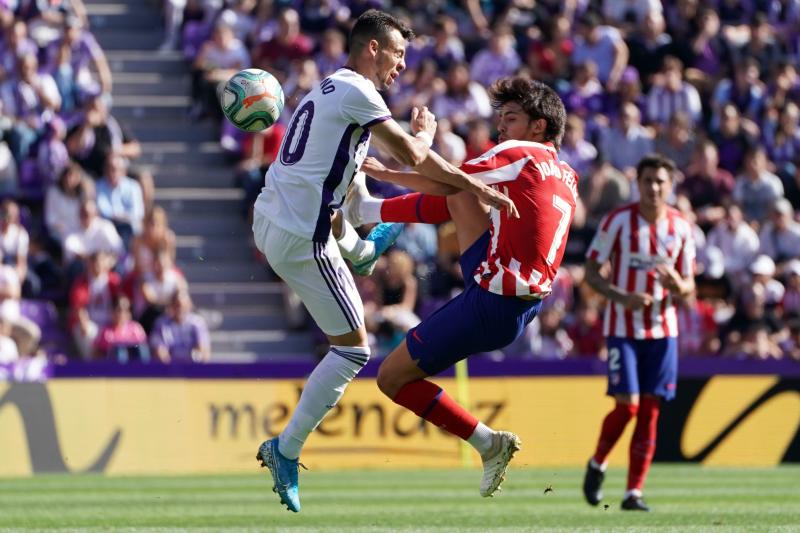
[339,83,391,128]
[586,212,619,263]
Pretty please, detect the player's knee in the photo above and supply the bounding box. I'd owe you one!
[376,363,401,399]
[618,402,639,419]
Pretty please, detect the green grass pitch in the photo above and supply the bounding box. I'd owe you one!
[1,466,798,532]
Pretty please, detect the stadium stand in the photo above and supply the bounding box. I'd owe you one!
[1,0,799,363]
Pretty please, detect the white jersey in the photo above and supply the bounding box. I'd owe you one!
[254,68,391,242]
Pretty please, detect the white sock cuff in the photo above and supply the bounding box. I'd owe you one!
[590,457,607,472]
[329,344,370,367]
[624,489,642,499]
[361,198,384,224]
[467,422,495,456]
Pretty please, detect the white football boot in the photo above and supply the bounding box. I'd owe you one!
[479,431,522,497]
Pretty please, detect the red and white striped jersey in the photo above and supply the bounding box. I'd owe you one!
[586,203,696,339]
[460,140,579,297]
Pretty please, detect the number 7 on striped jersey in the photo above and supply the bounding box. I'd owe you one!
[547,194,572,265]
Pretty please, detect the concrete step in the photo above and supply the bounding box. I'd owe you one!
[155,187,243,214]
[88,5,162,32]
[210,330,313,355]
[190,282,283,308]
[178,260,270,282]
[128,120,217,143]
[176,235,253,262]
[211,308,291,331]
[147,163,235,189]
[169,212,246,236]
[112,76,190,97]
[138,141,227,166]
[94,29,164,50]
[105,50,187,75]
[112,94,192,120]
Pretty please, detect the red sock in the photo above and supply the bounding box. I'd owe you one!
[392,380,478,440]
[592,402,638,465]
[627,397,661,492]
[380,193,451,224]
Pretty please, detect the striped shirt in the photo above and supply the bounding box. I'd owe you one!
[461,141,579,297]
[586,203,696,339]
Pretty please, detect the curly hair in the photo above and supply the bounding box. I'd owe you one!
[489,76,567,149]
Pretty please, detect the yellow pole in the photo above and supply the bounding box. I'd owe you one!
[454,359,473,467]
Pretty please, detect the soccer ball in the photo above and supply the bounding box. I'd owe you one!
[220,68,285,132]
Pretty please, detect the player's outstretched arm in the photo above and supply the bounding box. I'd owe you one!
[370,110,518,217]
[361,157,459,195]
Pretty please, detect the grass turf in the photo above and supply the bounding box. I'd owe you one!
[0,466,799,532]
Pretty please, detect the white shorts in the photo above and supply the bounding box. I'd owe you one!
[252,211,364,336]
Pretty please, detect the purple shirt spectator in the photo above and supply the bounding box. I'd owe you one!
[149,311,210,362]
[572,23,624,84]
[469,26,521,87]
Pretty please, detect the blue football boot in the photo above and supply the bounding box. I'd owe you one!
[256,437,301,512]
[352,223,405,276]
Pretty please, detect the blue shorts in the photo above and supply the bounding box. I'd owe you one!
[606,337,678,401]
[406,231,542,376]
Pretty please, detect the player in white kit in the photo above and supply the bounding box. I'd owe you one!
[253,10,516,512]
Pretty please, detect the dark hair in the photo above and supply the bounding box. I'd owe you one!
[489,76,566,149]
[349,9,414,54]
[636,154,677,179]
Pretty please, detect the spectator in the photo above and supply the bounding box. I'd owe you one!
[419,15,464,74]
[517,304,572,359]
[599,102,653,178]
[92,294,148,361]
[36,116,69,185]
[0,263,39,356]
[0,199,36,297]
[710,104,755,175]
[217,0,257,42]
[653,111,696,172]
[431,62,492,134]
[432,118,466,166]
[706,203,760,280]
[389,58,444,121]
[572,12,629,90]
[191,20,249,119]
[469,23,521,88]
[710,58,766,132]
[561,60,604,118]
[626,10,672,88]
[677,293,721,356]
[0,317,19,363]
[44,15,112,100]
[372,249,420,347]
[0,19,37,82]
[95,154,145,244]
[724,320,783,360]
[251,8,312,83]
[158,0,188,52]
[66,93,141,178]
[749,254,785,307]
[314,28,347,78]
[525,15,573,85]
[63,198,124,264]
[781,261,800,315]
[677,140,735,227]
[566,299,604,357]
[138,248,188,333]
[759,199,800,267]
[69,249,120,359]
[646,56,702,130]
[764,101,800,182]
[464,120,495,162]
[686,8,731,83]
[738,13,782,78]
[149,289,210,363]
[732,146,784,223]
[45,162,95,249]
[602,0,662,27]
[560,114,598,184]
[1,52,61,163]
[130,206,176,276]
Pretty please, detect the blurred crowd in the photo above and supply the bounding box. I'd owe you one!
[0,0,210,364]
[175,0,800,363]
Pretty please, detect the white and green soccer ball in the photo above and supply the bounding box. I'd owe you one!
[220,68,285,132]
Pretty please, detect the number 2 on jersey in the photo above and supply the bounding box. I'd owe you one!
[547,194,572,265]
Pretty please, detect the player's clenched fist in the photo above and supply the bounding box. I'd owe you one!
[410,106,437,139]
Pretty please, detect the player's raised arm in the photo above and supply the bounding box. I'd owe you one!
[370,109,518,217]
